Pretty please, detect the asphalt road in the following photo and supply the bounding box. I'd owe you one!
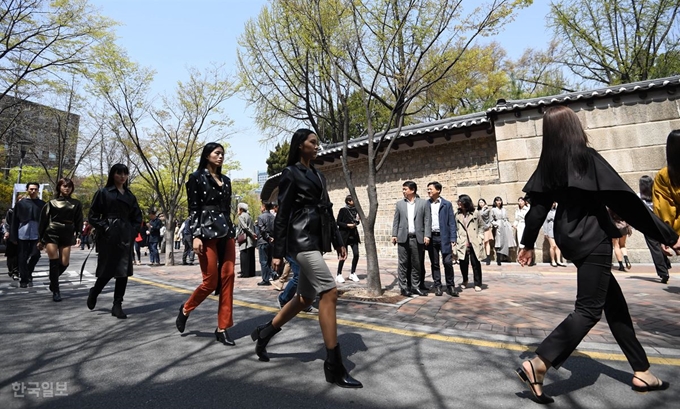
[1,250,679,409]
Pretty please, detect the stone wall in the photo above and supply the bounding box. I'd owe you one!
[319,88,680,264]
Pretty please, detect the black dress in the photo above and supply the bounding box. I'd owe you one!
[39,197,83,246]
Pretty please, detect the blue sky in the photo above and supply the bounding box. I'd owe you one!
[90,0,552,181]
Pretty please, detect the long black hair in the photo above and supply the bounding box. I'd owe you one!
[105,164,130,189]
[667,130,680,188]
[197,142,225,174]
[537,106,591,190]
[477,198,486,211]
[287,128,315,167]
[458,194,475,215]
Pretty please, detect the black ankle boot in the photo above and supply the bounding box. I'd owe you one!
[87,288,98,310]
[250,321,281,362]
[618,261,626,271]
[324,344,363,388]
[111,301,128,319]
[215,329,235,346]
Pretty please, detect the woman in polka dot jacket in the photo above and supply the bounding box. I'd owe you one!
[175,142,237,346]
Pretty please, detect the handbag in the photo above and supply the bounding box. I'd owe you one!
[237,232,247,245]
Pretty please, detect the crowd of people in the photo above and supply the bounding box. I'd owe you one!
[2,107,680,399]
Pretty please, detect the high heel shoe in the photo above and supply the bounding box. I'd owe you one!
[324,344,363,388]
[515,361,554,404]
[215,329,235,346]
[624,255,632,270]
[176,304,188,333]
[87,288,97,310]
[550,262,558,268]
[250,320,281,362]
[631,375,669,393]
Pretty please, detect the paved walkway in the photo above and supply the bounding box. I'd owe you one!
[133,253,680,359]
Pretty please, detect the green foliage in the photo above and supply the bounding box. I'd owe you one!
[231,178,260,222]
[549,0,680,85]
[266,141,289,176]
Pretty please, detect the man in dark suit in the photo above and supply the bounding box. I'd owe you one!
[425,182,458,297]
[391,181,431,296]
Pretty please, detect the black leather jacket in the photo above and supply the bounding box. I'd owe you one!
[273,163,343,258]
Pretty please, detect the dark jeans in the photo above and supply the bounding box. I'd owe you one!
[149,241,160,264]
[182,235,195,263]
[459,246,482,287]
[80,235,91,250]
[17,239,40,284]
[397,237,423,290]
[92,276,128,304]
[644,235,670,279]
[337,242,360,275]
[239,246,256,277]
[134,241,142,262]
[536,240,649,371]
[258,243,272,281]
[427,235,454,288]
[278,255,301,306]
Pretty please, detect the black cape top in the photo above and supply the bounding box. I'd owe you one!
[522,148,678,260]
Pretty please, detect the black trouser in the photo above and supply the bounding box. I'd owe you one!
[337,242,360,275]
[644,235,670,279]
[5,240,18,276]
[427,234,454,288]
[92,276,128,304]
[397,236,423,290]
[536,240,649,371]
[239,246,256,277]
[459,246,482,287]
[182,234,195,263]
[17,239,40,284]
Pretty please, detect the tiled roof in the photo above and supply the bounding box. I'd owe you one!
[488,75,680,113]
[317,112,489,157]
[316,75,680,158]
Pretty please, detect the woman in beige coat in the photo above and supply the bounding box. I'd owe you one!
[455,194,487,292]
[237,203,257,278]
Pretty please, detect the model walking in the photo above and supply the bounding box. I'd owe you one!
[87,164,142,319]
[250,128,362,388]
[516,106,678,404]
[175,142,237,345]
[38,178,83,302]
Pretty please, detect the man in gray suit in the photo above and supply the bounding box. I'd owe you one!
[391,181,431,296]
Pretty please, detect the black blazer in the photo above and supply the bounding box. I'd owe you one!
[522,148,678,260]
[337,206,361,245]
[186,169,235,240]
[273,163,343,258]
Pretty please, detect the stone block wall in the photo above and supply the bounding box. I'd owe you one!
[493,90,680,263]
[319,89,680,264]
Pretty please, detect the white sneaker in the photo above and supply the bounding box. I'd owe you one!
[302,305,318,314]
[349,273,360,282]
[335,275,345,283]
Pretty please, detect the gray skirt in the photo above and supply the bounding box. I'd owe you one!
[294,251,337,299]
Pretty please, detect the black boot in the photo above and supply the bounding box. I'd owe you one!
[618,261,626,271]
[324,344,363,388]
[59,263,69,276]
[48,259,61,294]
[250,320,281,362]
[111,300,128,319]
[87,288,98,310]
[624,255,631,270]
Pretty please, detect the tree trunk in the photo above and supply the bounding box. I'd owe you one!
[364,166,382,296]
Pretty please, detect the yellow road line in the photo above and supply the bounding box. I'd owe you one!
[130,276,680,367]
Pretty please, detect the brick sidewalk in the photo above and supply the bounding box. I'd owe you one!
[136,253,680,354]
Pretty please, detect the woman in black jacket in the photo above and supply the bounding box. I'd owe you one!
[38,178,83,302]
[86,164,142,319]
[515,106,680,404]
[175,142,237,345]
[250,128,361,388]
[336,194,361,283]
